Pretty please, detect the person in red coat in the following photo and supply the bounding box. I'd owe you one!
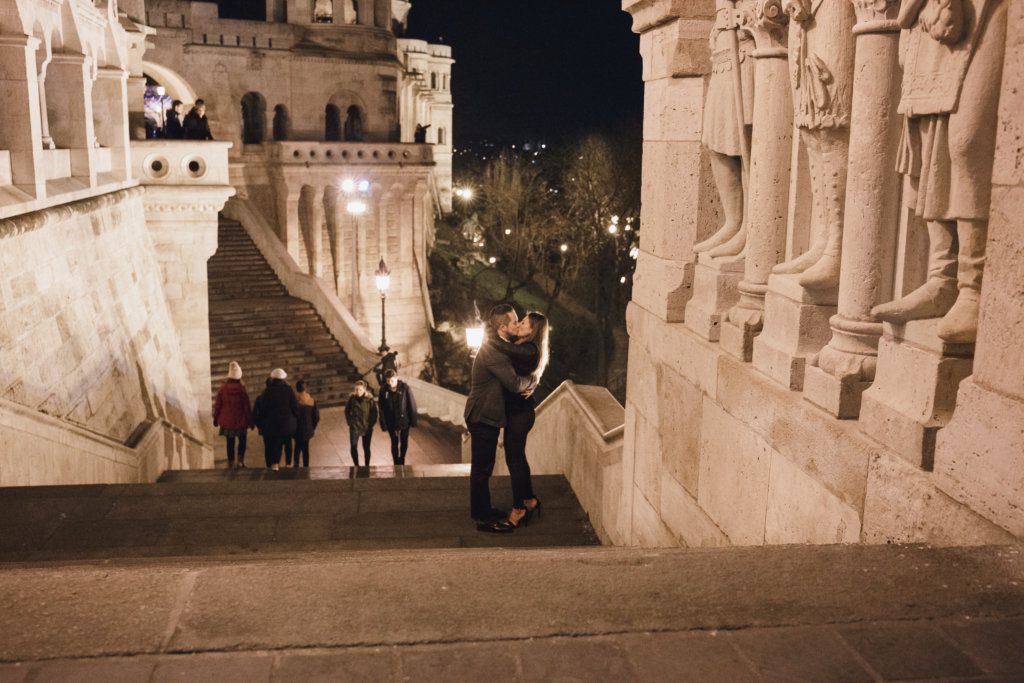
[213,361,254,468]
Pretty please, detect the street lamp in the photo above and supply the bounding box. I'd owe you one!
[375,259,391,353]
[465,301,485,355]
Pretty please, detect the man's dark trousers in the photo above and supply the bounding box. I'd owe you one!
[388,428,410,465]
[468,421,501,519]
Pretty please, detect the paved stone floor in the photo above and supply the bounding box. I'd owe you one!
[0,544,1022,680]
[213,408,462,468]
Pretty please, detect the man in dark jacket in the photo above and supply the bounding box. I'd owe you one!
[378,370,417,465]
[464,304,538,524]
[165,100,185,139]
[253,368,298,471]
[345,380,378,467]
[183,99,213,140]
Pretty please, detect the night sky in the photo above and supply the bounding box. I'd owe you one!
[215,0,642,145]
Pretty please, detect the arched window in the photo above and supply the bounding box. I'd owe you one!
[325,104,342,141]
[272,104,289,141]
[240,92,266,144]
[437,127,447,145]
[344,105,364,141]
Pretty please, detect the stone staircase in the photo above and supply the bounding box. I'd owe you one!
[207,217,362,407]
[0,465,599,562]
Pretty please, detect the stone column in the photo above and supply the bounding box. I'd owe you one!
[719,0,791,362]
[0,35,45,198]
[357,0,375,26]
[299,184,325,278]
[374,0,392,29]
[803,0,903,417]
[46,53,97,185]
[93,67,133,182]
[272,170,304,267]
[323,184,344,293]
[144,186,235,440]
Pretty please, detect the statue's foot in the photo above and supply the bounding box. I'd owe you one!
[707,230,746,258]
[936,290,979,343]
[798,251,840,290]
[773,244,824,275]
[694,225,740,255]
[870,278,957,324]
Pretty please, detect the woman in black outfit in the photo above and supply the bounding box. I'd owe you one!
[492,311,550,530]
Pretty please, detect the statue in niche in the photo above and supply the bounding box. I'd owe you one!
[871,0,1007,342]
[693,0,755,258]
[770,0,855,289]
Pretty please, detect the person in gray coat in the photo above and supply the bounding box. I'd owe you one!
[464,303,538,528]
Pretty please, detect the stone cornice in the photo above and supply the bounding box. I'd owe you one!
[0,187,144,239]
[140,184,235,214]
[624,0,715,33]
[851,0,900,34]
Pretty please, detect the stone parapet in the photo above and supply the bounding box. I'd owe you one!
[267,141,433,166]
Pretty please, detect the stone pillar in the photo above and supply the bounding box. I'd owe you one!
[324,184,344,293]
[0,35,45,198]
[299,184,324,278]
[932,0,1023,538]
[803,0,903,417]
[93,68,133,182]
[720,0,791,362]
[144,186,235,440]
[272,171,304,267]
[357,0,375,26]
[374,0,391,28]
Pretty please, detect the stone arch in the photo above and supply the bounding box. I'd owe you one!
[272,104,290,141]
[326,90,367,141]
[240,91,267,144]
[142,61,198,104]
[325,104,342,142]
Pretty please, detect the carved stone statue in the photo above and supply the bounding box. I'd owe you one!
[694,0,755,258]
[771,0,855,289]
[871,0,1007,343]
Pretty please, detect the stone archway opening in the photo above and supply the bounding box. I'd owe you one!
[241,92,267,145]
[325,104,343,142]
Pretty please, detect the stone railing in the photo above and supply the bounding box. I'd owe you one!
[132,140,233,188]
[266,141,434,166]
[405,377,466,426]
[474,381,626,544]
[222,198,382,376]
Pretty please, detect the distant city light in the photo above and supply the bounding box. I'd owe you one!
[608,224,619,235]
[560,243,569,253]
[504,228,512,235]
[620,276,627,284]
[629,246,639,260]
[611,215,620,224]
[625,225,632,232]
[488,256,497,264]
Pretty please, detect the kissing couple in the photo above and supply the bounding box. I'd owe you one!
[464,303,550,533]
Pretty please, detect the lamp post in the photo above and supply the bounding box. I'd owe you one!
[465,300,485,357]
[156,86,167,134]
[375,258,391,354]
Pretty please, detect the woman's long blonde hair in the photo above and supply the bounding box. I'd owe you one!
[517,311,550,381]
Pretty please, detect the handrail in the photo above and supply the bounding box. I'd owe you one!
[534,380,625,443]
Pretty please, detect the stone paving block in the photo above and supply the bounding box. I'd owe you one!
[5,497,117,527]
[22,658,156,682]
[0,663,30,683]
[274,515,337,543]
[516,636,638,680]
[272,648,395,681]
[164,517,277,547]
[43,519,172,550]
[617,631,756,682]
[837,622,984,680]
[729,626,873,682]
[939,618,1024,675]
[398,642,519,683]
[152,652,274,682]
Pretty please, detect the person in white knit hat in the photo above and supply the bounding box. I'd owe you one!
[252,368,298,470]
[213,361,253,468]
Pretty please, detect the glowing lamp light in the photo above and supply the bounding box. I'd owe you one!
[488,256,497,264]
[608,224,619,235]
[357,179,371,193]
[620,276,627,284]
[559,243,569,253]
[611,215,620,224]
[347,200,367,216]
[465,301,485,353]
[156,86,166,97]
[374,259,391,294]
[624,225,632,232]
[504,228,512,235]
[629,246,639,260]
[341,179,356,193]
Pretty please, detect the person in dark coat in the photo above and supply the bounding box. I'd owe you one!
[345,380,378,467]
[292,379,320,468]
[212,361,253,468]
[183,99,213,140]
[252,368,298,471]
[378,370,418,465]
[165,100,185,139]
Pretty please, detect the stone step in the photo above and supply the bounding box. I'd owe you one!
[0,542,1021,678]
[0,469,597,563]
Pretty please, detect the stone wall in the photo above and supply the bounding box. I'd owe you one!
[0,188,211,485]
[616,0,1022,547]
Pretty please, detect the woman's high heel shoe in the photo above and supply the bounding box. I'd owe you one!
[523,499,542,525]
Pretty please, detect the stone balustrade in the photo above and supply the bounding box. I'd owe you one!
[267,141,434,166]
[132,140,234,188]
